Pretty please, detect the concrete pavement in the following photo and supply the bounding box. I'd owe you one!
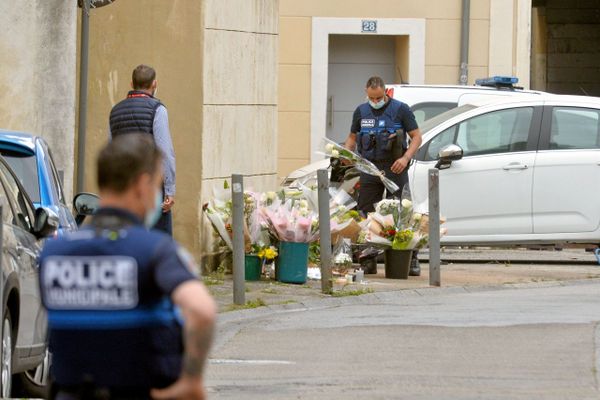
[207,280,600,399]
[208,249,600,312]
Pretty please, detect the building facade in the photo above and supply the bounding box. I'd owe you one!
[1,0,598,264]
[0,0,77,202]
[83,0,279,263]
[277,0,533,177]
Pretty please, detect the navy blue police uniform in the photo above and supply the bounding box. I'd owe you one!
[39,207,198,399]
[350,98,419,213]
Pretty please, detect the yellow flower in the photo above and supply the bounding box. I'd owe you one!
[264,248,277,260]
[257,249,265,258]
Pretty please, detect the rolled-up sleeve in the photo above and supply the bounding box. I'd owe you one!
[153,106,176,196]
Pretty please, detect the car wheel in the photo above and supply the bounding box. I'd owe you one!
[15,348,50,398]
[0,311,12,398]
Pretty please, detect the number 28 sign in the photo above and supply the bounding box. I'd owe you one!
[361,20,377,33]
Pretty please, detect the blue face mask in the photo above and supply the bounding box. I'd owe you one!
[369,98,386,110]
[144,190,163,228]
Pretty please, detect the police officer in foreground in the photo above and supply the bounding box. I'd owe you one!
[344,76,423,276]
[109,64,176,236]
[39,134,216,399]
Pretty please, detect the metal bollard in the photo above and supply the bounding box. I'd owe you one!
[317,170,332,293]
[231,174,245,305]
[428,169,441,286]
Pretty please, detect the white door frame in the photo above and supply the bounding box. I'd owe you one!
[310,17,426,162]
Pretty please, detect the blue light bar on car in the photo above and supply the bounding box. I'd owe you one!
[475,76,519,87]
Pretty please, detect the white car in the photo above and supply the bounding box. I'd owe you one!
[410,94,600,246]
[387,77,546,125]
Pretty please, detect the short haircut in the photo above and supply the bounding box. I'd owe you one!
[132,64,156,90]
[366,76,386,90]
[97,134,162,193]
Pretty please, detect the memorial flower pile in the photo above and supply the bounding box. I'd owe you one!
[364,198,441,250]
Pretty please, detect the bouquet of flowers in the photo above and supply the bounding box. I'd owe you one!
[260,197,319,243]
[320,138,400,195]
[364,198,442,250]
[332,238,354,275]
[202,181,234,249]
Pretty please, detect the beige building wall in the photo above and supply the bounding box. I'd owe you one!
[84,0,278,263]
[0,1,77,201]
[278,0,494,178]
[84,1,204,259]
[200,0,279,265]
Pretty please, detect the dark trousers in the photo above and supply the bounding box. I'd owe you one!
[152,210,172,236]
[357,160,408,213]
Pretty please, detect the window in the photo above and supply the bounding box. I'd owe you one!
[423,107,533,160]
[456,108,532,157]
[0,162,34,232]
[46,148,65,205]
[0,192,13,225]
[550,107,600,150]
[411,102,457,126]
[425,126,457,161]
[1,150,40,203]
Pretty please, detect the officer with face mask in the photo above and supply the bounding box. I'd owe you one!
[39,134,215,400]
[344,76,423,276]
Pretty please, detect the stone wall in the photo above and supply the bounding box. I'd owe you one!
[84,1,204,258]
[201,0,279,269]
[0,1,77,201]
[545,0,600,96]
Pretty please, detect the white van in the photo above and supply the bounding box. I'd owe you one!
[387,77,546,125]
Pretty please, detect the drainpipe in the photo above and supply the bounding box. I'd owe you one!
[76,0,91,193]
[76,0,115,193]
[459,0,470,85]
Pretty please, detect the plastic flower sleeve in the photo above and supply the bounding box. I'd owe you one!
[332,237,353,274]
[202,203,233,250]
[366,231,392,247]
[319,138,400,195]
[329,187,357,217]
[298,183,319,211]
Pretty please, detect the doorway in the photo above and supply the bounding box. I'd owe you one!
[310,17,425,162]
[326,35,404,144]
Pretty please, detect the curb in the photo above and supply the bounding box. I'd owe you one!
[419,257,599,265]
[217,278,600,325]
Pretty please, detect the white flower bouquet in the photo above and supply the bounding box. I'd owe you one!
[363,198,444,250]
[320,138,400,195]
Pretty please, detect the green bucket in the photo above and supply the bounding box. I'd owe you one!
[277,241,309,284]
[244,255,262,281]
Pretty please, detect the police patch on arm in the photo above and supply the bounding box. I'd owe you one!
[42,256,139,310]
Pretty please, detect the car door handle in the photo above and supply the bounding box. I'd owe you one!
[502,163,528,171]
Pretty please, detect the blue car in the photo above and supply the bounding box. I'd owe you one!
[0,130,78,233]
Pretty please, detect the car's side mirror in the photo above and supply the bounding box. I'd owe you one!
[33,207,59,239]
[73,192,100,226]
[435,144,464,170]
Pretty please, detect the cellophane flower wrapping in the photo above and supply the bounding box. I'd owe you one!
[260,197,319,243]
[362,189,446,250]
[320,137,400,195]
[332,237,353,275]
[202,181,234,249]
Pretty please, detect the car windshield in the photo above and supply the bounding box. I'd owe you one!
[419,104,477,134]
[1,150,40,203]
